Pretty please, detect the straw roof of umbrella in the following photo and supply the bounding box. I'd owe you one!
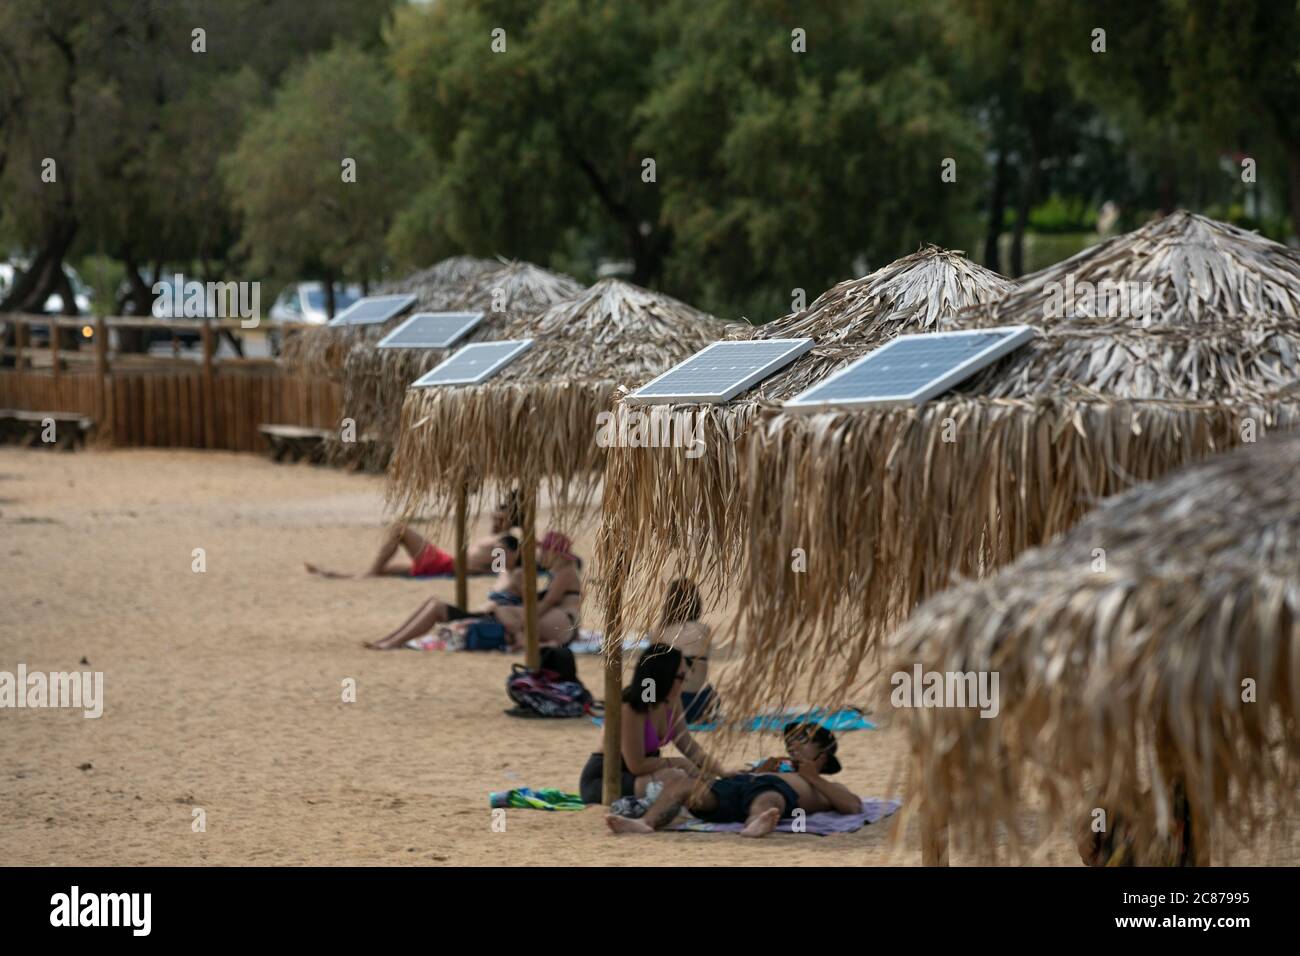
[891,430,1300,862]
[595,245,1016,634]
[387,278,733,522]
[332,261,583,469]
[731,212,1300,718]
[278,255,499,380]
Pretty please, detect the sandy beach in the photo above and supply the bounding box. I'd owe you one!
[1,447,1292,866]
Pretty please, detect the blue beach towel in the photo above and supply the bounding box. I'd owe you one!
[591,707,875,733]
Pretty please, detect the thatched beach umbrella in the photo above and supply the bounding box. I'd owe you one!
[388,277,731,676]
[334,260,583,470]
[278,255,498,380]
[732,212,1300,724]
[891,430,1300,864]
[588,246,1013,803]
[596,246,1016,636]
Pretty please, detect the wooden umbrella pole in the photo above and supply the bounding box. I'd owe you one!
[454,483,469,611]
[918,753,950,866]
[520,483,540,670]
[601,551,628,805]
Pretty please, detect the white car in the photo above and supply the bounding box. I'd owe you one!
[269,282,362,325]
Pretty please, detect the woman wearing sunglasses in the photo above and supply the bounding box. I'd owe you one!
[578,643,728,804]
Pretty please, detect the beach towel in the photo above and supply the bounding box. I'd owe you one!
[667,798,899,835]
[409,571,498,580]
[568,630,651,655]
[489,788,586,811]
[590,707,875,733]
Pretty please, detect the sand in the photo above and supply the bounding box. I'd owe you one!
[1,447,1291,866]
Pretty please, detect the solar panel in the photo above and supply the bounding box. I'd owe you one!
[410,340,533,387]
[376,312,483,349]
[784,326,1035,410]
[627,339,815,404]
[326,294,417,327]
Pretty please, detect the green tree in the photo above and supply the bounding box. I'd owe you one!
[224,45,415,316]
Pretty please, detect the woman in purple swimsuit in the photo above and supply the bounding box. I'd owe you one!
[578,644,728,804]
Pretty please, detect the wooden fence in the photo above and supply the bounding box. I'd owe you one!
[0,314,340,453]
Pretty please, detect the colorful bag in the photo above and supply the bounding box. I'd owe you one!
[505,663,595,718]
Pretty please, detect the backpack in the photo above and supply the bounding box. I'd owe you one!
[505,663,596,718]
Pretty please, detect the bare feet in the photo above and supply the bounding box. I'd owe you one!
[605,814,654,834]
[739,807,781,838]
[305,562,355,579]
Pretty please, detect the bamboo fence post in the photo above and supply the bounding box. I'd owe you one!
[49,319,60,384]
[94,317,109,443]
[520,483,540,670]
[601,550,629,805]
[201,319,216,448]
[454,483,469,610]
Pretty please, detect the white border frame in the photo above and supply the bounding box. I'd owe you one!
[784,325,1036,411]
[410,339,533,387]
[376,311,484,349]
[327,293,418,327]
[626,338,816,404]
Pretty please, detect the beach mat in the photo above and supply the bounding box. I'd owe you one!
[409,571,497,580]
[668,797,899,835]
[591,707,875,733]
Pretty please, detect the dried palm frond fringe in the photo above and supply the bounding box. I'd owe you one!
[888,430,1300,861]
[387,279,731,529]
[278,256,500,383]
[726,392,1300,725]
[594,245,1016,639]
[721,212,1300,720]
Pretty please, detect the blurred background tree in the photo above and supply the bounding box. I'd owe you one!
[1,0,1297,333]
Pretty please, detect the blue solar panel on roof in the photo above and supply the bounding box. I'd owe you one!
[628,339,815,404]
[785,326,1034,410]
[327,294,418,327]
[410,340,532,387]
[377,312,483,349]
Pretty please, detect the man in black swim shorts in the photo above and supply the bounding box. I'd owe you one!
[606,722,860,838]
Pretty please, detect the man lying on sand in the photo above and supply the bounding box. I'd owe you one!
[305,496,520,579]
[607,723,859,837]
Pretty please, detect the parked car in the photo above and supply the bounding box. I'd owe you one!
[148,273,207,346]
[267,282,362,353]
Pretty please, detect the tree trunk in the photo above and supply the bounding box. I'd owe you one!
[324,274,337,320]
[984,147,1008,274]
[0,219,78,313]
[1010,140,1041,279]
[1287,148,1300,244]
[116,260,155,354]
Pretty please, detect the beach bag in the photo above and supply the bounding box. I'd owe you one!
[463,618,508,651]
[505,663,594,718]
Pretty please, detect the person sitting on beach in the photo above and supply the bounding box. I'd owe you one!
[492,531,584,651]
[365,536,522,650]
[305,495,520,579]
[652,579,717,723]
[606,722,859,838]
[579,644,730,805]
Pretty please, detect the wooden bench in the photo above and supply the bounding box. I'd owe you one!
[0,409,95,450]
[259,424,332,464]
